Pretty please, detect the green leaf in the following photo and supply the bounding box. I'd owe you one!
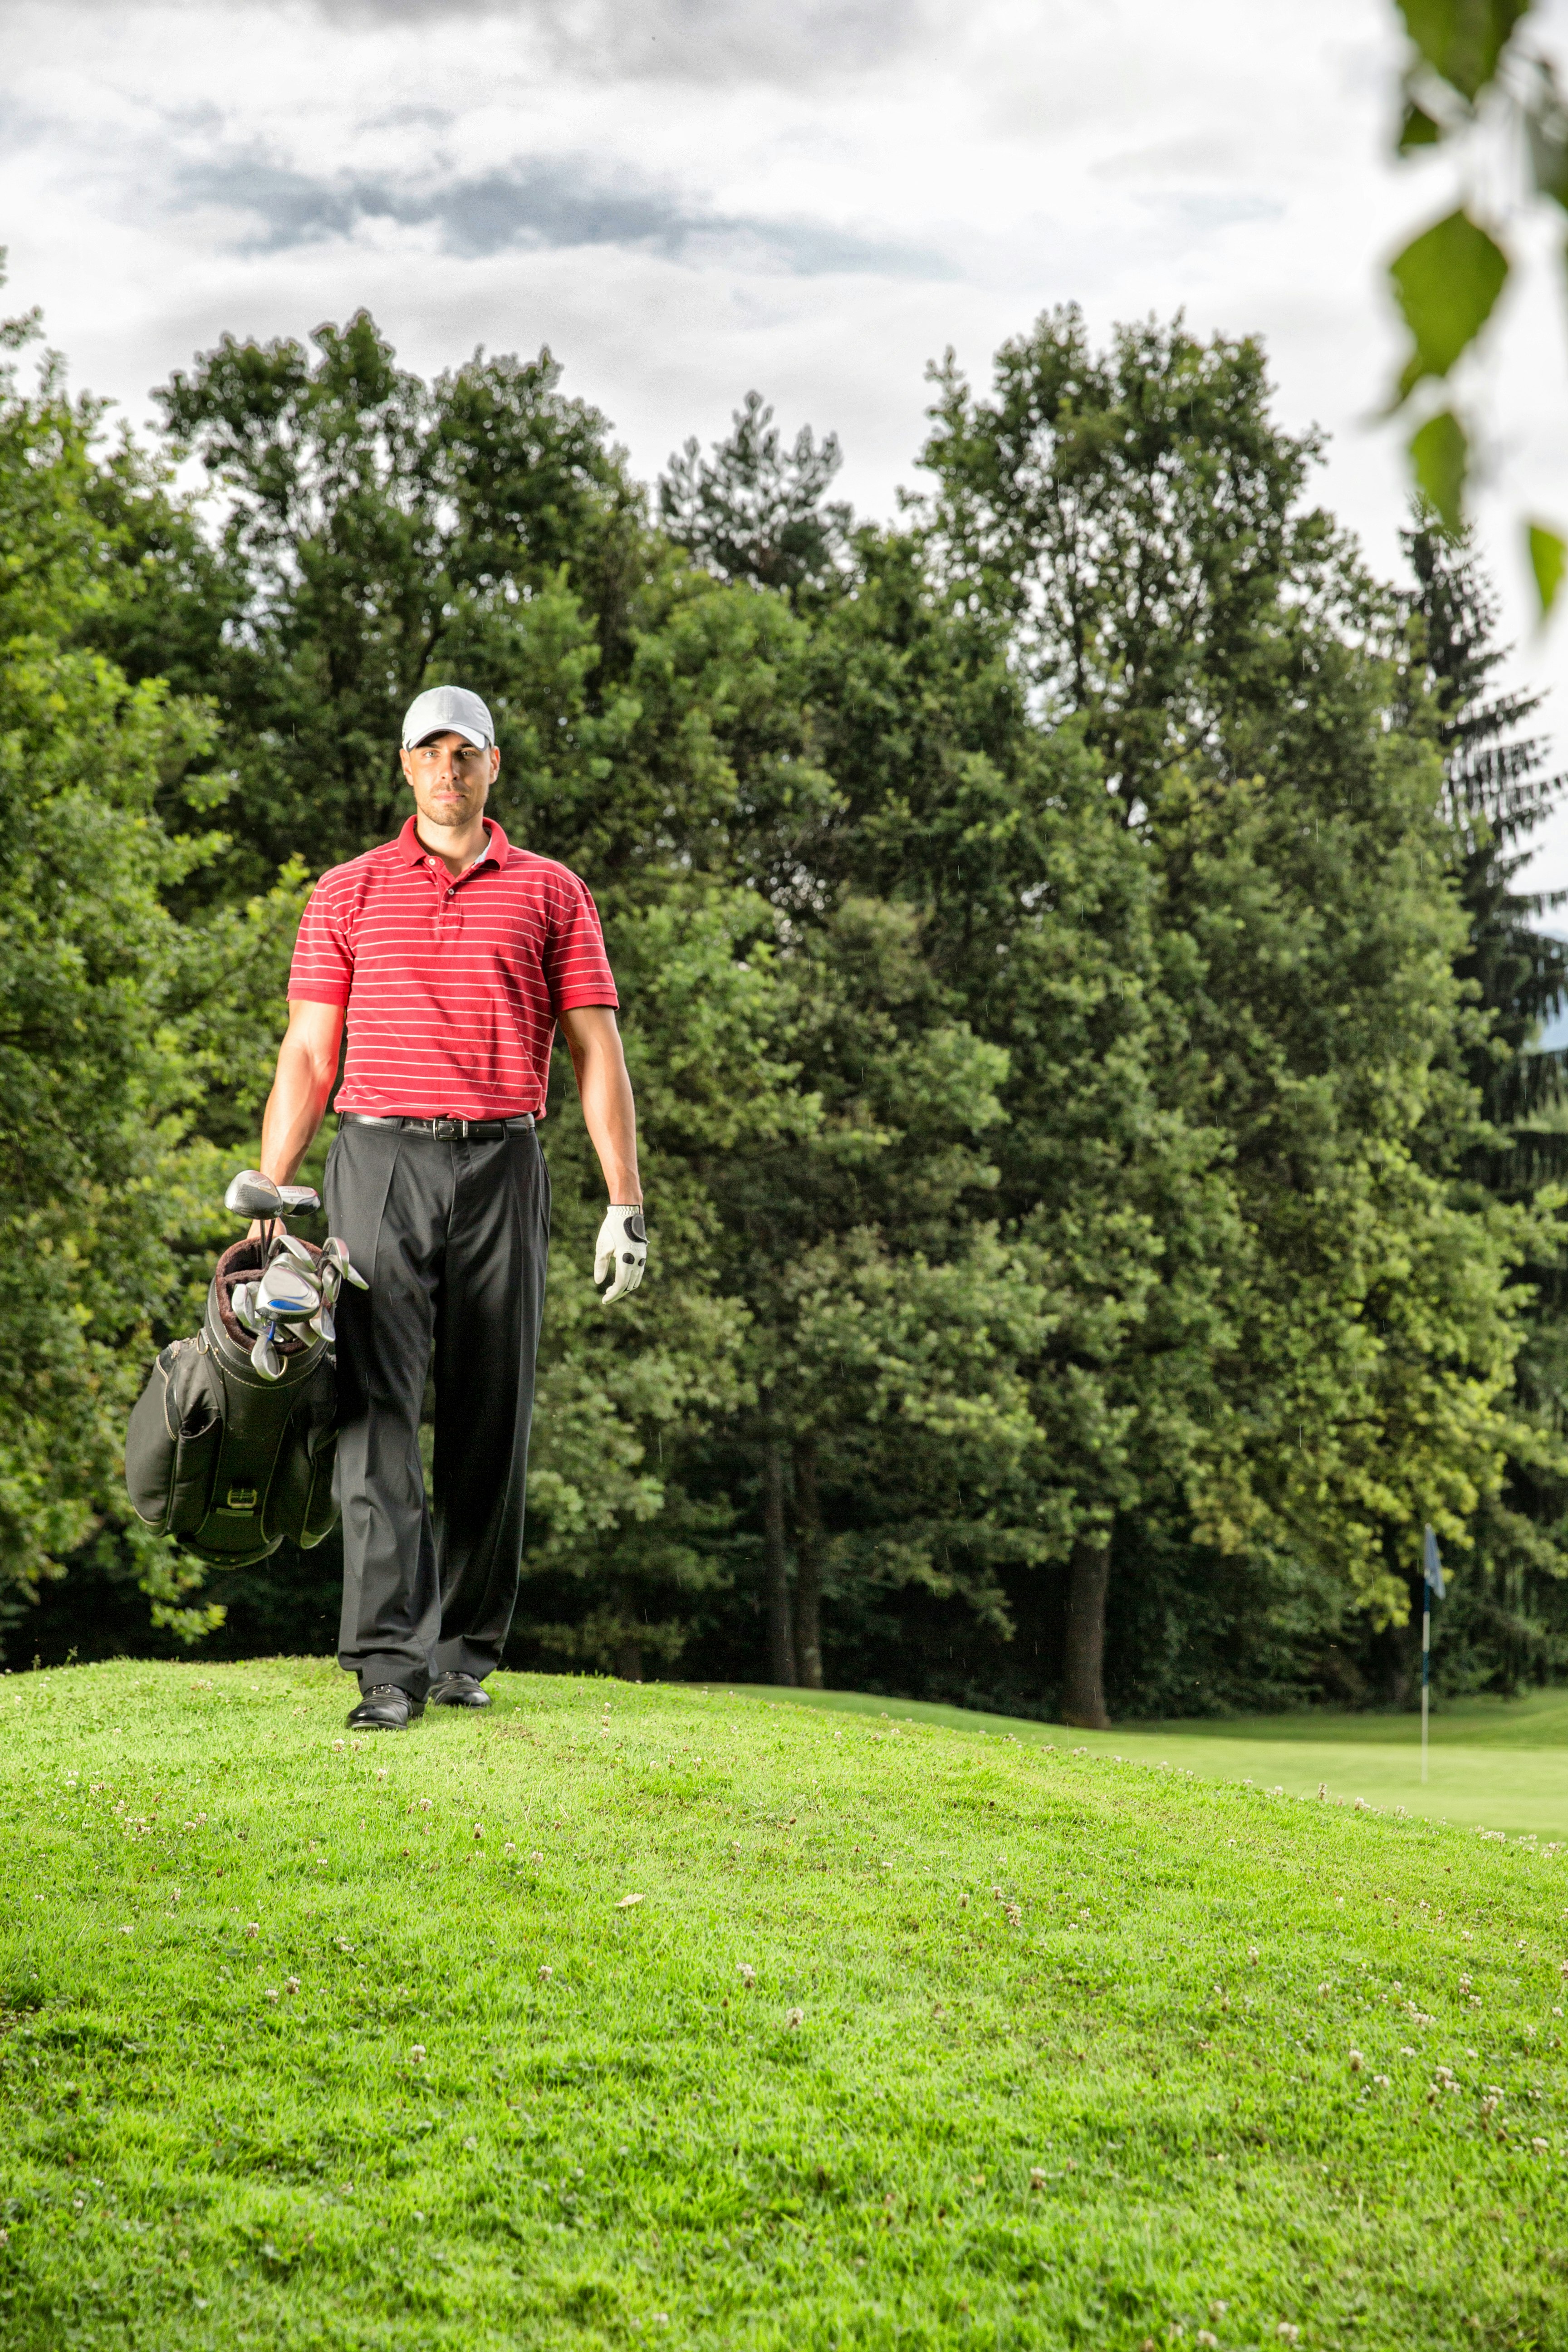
[1390,210,1509,397]
[1398,98,1444,152]
[1409,410,1469,530]
[1396,0,1530,100]
[1528,521,1567,617]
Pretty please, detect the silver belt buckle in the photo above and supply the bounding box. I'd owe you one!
[432,1117,458,1140]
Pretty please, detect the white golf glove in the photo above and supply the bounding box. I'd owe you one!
[594,1204,647,1304]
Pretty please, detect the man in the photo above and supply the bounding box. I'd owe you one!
[256,683,647,1731]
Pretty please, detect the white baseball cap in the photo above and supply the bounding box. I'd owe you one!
[402,684,495,750]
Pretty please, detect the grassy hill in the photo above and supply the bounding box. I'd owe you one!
[0,1659,1564,2349]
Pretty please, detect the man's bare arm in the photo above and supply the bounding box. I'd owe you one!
[559,1005,642,1204]
[260,1000,345,1186]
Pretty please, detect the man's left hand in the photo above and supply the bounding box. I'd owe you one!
[594,1205,647,1304]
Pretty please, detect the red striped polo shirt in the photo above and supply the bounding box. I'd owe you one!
[287,816,617,1119]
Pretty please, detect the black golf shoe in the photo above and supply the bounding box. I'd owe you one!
[346,1684,425,1732]
[428,1672,491,1710]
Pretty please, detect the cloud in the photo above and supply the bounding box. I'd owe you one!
[31,0,932,86]
[175,152,956,278]
[298,0,932,83]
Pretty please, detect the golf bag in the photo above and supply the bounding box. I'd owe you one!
[124,1239,340,1567]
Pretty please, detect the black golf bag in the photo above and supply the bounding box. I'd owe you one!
[124,1238,340,1567]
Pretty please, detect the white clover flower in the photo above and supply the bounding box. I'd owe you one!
[538,1965,553,1982]
[1348,2049,1363,2071]
[1276,2328,1300,2346]
[265,1988,279,2004]
[785,2007,804,2029]
[285,1976,300,1994]
[529,1849,543,1865]
[245,1923,259,1939]
[737,1965,755,1986]
[504,1842,516,1855]
[409,2045,426,2063]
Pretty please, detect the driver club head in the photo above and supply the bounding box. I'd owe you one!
[225,1169,282,1221]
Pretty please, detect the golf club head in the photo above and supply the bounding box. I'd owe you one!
[230,1282,262,1333]
[321,1235,367,1289]
[309,1304,336,1343]
[276,1235,317,1270]
[256,1264,321,1321]
[278,1183,322,1218]
[250,1327,284,1380]
[318,1262,342,1308]
[225,1169,282,1221]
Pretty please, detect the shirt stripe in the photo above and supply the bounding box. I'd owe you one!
[287,816,618,1119]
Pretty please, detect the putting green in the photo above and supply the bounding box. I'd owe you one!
[725,1685,1568,1841]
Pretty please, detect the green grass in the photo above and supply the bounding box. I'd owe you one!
[2,1660,1566,2350]
[736,1688,1568,1842]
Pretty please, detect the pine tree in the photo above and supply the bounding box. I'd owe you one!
[658,392,852,593]
[1406,520,1568,1153]
[1405,519,1568,1693]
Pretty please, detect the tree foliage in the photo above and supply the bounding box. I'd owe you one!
[4,294,1562,1720]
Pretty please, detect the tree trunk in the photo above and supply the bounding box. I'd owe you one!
[762,1436,797,1686]
[793,1434,824,1690]
[1061,1525,1112,1729]
[615,1637,643,1683]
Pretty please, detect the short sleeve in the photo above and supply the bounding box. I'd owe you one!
[542,876,618,1016]
[288,879,354,1006]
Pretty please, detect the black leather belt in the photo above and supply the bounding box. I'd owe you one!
[339,1112,536,1141]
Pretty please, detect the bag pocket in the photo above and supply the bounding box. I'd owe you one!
[125,1340,223,1535]
[265,1375,340,1552]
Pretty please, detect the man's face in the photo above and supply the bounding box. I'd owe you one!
[399,730,499,829]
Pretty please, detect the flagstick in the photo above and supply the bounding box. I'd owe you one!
[1421,1588,1431,1787]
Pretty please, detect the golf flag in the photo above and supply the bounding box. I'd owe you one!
[1422,1524,1445,1600]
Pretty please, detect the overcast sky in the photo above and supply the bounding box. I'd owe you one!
[7,0,1568,892]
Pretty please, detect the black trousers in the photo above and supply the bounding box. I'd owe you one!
[323,1120,550,1696]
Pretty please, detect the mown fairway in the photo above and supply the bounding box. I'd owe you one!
[742,1689,1568,1843]
[0,1660,1564,2350]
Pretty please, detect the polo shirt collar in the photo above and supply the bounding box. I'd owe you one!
[397,816,510,871]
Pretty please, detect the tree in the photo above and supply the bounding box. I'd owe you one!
[1401,520,1568,1694]
[659,391,852,593]
[0,305,229,1648]
[913,309,1539,1719]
